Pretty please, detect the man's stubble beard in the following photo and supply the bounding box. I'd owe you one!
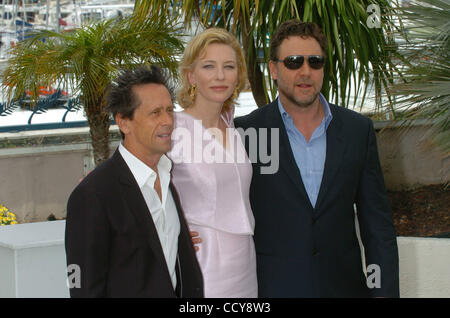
[279,85,320,109]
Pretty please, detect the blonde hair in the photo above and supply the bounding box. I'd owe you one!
[177,28,247,113]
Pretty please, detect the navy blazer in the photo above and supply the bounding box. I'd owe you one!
[65,149,203,298]
[234,99,399,298]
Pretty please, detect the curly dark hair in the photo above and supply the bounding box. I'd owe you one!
[270,19,328,61]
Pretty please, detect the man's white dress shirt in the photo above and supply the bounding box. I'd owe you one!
[119,143,180,290]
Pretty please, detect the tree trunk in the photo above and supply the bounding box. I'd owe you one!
[86,110,111,166]
[239,13,269,108]
[247,44,268,107]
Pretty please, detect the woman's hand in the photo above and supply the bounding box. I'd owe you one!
[190,231,202,252]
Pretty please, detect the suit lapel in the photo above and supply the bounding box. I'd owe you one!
[265,101,313,209]
[315,105,346,210]
[171,182,199,297]
[112,150,170,272]
[170,183,188,233]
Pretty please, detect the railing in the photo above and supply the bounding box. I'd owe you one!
[0,121,90,133]
[0,90,89,133]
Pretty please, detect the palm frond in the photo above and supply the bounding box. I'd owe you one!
[389,0,450,153]
[0,100,18,117]
[2,7,185,164]
[165,0,403,112]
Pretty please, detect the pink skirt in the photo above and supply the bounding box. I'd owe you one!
[190,224,257,298]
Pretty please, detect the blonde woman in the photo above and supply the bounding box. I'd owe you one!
[168,28,257,297]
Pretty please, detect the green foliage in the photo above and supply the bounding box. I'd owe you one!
[4,15,183,113]
[2,10,185,164]
[389,0,450,153]
[146,0,403,111]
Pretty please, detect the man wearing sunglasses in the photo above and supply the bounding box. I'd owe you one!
[235,19,399,298]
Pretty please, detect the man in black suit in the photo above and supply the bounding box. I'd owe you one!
[234,20,399,297]
[65,66,203,298]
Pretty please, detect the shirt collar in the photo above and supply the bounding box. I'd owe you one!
[277,93,333,129]
[118,143,172,189]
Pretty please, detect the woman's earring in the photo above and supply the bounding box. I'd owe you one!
[231,86,239,101]
[189,84,197,102]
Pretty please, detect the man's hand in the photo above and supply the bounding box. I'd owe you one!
[190,231,202,252]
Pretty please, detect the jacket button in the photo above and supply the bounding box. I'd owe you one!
[312,249,319,256]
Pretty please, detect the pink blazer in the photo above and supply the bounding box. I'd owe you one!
[168,109,255,235]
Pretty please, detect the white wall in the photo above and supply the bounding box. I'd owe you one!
[398,237,450,297]
[0,221,69,297]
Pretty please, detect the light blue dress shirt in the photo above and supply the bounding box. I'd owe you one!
[277,93,333,208]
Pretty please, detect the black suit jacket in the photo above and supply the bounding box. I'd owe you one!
[234,99,399,298]
[65,149,203,298]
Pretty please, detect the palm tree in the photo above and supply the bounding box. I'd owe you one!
[389,0,449,153]
[137,0,402,112]
[2,7,184,165]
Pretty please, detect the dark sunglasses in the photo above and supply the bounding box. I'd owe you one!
[274,55,325,70]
